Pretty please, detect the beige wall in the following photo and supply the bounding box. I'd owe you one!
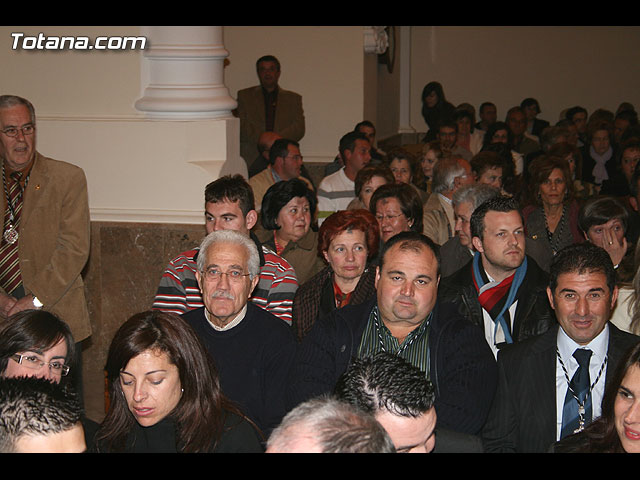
[1,26,143,117]
[409,26,640,132]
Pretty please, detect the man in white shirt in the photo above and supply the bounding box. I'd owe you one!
[439,195,554,358]
[481,242,640,452]
[317,131,371,225]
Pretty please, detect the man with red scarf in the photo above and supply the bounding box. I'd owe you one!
[439,195,554,358]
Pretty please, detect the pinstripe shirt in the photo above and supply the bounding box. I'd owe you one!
[357,305,432,377]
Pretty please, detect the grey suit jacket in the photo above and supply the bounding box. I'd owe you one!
[481,323,640,453]
[236,86,305,163]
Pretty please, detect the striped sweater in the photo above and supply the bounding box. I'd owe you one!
[152,240,298,325]
[316,167,356,226]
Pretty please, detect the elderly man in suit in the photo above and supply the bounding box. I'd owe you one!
[482,242,640,452]
[236,55,305,166]
[0,95,90,345]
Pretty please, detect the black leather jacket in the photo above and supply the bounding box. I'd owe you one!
[438,255,555,343]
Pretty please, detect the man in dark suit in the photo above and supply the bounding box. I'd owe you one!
[335,351,484,453]
[235,55,305,165]
[482,242,640,452]
[287,231,497,436]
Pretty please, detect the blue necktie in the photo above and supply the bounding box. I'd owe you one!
[560,348,593,439]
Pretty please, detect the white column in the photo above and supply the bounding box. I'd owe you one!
[135,26,236,119]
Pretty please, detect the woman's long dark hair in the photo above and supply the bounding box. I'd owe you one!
[526,154,576,208]
[421,82,455,138]
[95,311,252,452]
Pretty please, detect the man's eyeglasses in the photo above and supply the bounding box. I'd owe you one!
[1,124,35,137]
[11,354,70,376]
[202,268,251,283]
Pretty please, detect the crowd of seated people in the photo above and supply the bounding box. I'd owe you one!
[6,80,640,454]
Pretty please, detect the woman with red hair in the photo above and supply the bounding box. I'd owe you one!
[291,209,379,342]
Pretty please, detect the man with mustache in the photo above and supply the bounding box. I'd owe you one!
[287,231,497,436]
[439,195,554,358]
[182,229,296,438]
[153,174,298,324]
[482,242,640,452]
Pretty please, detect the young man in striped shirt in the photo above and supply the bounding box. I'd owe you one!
[152,175,298,324]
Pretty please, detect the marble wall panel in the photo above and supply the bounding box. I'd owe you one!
[81,221,206,422]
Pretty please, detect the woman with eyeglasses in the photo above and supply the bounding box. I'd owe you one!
[0,309,74,383]
[369,182,423,246]
[0,309,99,448]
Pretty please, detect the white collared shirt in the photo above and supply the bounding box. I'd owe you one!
[555,324,609,440]
[204,304,248,332]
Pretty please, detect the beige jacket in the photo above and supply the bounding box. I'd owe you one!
[2,153,91,341]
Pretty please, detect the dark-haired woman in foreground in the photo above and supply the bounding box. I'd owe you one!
[94,310,263,452]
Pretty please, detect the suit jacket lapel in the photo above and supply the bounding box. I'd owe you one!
[528,326,559,443]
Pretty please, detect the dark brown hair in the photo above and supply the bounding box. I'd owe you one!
[369,183,424,234]
[526,154,575,207]
[0,310,75,377]
[95,311,250,452]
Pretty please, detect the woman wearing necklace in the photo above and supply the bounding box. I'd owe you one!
[291,209,379,343]
[522,155,584,272]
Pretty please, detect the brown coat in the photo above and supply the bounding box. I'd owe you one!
[237,86,305,163]
[4,152,91,341]
[256,227,324,286]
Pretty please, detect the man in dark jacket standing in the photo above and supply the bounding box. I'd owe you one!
[439,195,554,358]
[286,231,497,435]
